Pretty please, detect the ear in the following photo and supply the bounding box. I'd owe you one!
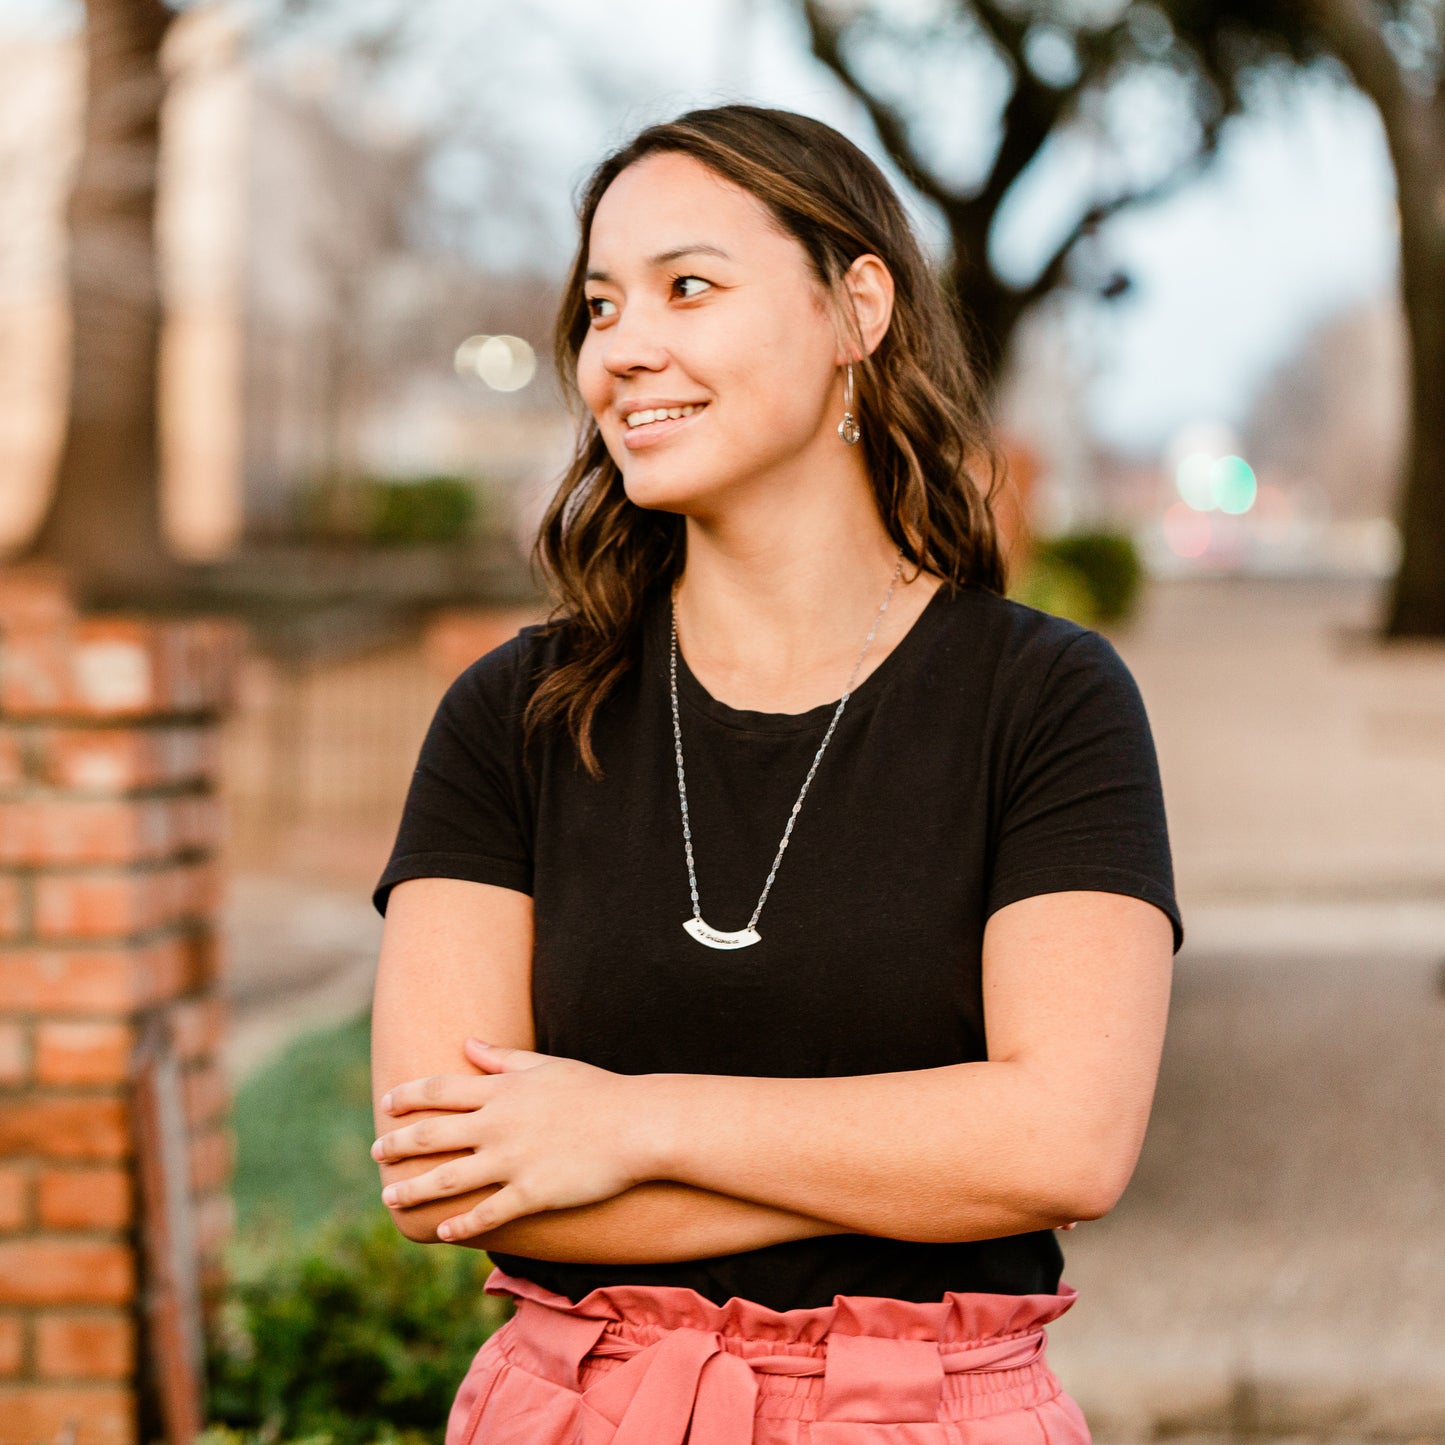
[836,252,895,364]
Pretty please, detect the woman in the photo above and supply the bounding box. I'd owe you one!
[368,103,1183,1444]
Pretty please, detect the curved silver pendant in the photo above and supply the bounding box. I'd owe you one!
[684,918,762,950]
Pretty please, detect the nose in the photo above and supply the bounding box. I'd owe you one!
[599,304,669,379]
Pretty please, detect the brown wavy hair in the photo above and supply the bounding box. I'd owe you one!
[523,103,1010,778]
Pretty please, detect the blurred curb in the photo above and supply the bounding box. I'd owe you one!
[1178,896,1445,961]
[1056,1349,1445,1442]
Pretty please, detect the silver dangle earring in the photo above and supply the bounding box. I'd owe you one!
[837,362,861,446]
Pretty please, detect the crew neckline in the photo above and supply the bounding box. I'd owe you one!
[655,580,953,735]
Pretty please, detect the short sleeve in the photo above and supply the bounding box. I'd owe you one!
[371,640,534,917]
[986,627,1184,955]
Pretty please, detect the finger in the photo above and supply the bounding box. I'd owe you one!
[372,1111,477,1163]
[381,1073,492,1115]
[464,1039,554,1072]
[381,1153,498,1210]
[436,1184,531,1241]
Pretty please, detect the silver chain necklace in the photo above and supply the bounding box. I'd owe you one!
[668,548,906,950]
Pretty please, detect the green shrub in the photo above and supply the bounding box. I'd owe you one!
[192,1427,409,1445]
[289,475,483,546]
[359,476,479,545]
[1007,551,1099,627]
[192,1427,347,1445]
[205,1208,512,1445]
[212,1010,509,1443]
[1032,530,1144,623]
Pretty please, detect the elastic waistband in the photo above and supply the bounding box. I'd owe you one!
[482,1266,1077,1435]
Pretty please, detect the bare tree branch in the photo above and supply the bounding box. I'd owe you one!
[1298,0,1415,113]
[1018,113,1227,307]
[800,0,959,215]
[971,17,1079,217]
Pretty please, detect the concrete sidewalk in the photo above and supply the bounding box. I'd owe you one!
[1046,943,1445,1439]
[220,874,383,1084]
[1050,575,1445,1440]
[1114,574,1445,910]
[221,574,1445,1441]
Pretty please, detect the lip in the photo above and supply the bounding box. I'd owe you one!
[618,401,709,451]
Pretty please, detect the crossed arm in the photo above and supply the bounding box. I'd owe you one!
[371,877,1173,1256]
[371,878,845,1259]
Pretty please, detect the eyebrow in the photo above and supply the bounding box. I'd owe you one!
[585,244,734,284]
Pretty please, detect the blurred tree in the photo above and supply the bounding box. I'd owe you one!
[19,0,187,606]
[1272,0,1442,636]
[800,0,1287,384]
[799,0,1444,634]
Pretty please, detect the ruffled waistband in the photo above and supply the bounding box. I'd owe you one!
[483,1265,1078,1345]
[475,1265,1080,1439]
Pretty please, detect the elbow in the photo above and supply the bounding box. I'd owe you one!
[384,1192,510,1249]
[1053,1177,1122,1224]
[385,1202,442,1244]
[1033,1128,1142,1226]
[1049,1150,1139,1224]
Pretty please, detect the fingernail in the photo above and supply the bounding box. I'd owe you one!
[382,1185,398,1205]
[380,1092,393,1111]
[370,1139,383,1159]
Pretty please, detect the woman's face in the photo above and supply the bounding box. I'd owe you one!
[576,151,846,517]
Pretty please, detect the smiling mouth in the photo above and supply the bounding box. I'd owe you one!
[620,403,709,448]
[622,402,709,432]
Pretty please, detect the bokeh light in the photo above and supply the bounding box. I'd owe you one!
[452,333,536,391]
[1175,451,1217,510]
[1213,455,1257,514]
[1172,447,1257,515]
[1163,501,1211,557]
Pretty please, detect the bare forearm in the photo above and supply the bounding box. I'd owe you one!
[393,1177,851,1260]
[641,1061,1125,1243]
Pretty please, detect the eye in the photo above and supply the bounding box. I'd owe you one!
[583,274,711,326]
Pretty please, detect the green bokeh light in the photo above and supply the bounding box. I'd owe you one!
[1213,455,1257,514]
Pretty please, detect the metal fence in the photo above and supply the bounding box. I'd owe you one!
[217,637,445,891]
[216,604,543,892]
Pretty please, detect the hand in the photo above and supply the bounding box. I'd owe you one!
[372,1040,650,1240]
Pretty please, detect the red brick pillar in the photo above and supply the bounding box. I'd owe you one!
[0,565,245,1445]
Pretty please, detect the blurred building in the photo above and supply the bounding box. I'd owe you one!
[1239,291,1408,523]
[994,295,1105,537]
[0,1,570,559]
[1138,290,1408,576]
[0,27,77,554]
[996,279,1408,578]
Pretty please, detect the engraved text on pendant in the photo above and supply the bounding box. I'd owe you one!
[684,918,762,950]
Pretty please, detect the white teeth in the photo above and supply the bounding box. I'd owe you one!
[624,403,705,428]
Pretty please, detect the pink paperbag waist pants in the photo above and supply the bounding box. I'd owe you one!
[445,1265,1092,1444]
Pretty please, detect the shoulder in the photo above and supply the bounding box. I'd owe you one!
[925,584,1151,748]
[441,618,570,719]
[933,582,1123,685]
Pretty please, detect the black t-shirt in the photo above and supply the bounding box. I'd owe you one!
[373,579,1184,1312]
